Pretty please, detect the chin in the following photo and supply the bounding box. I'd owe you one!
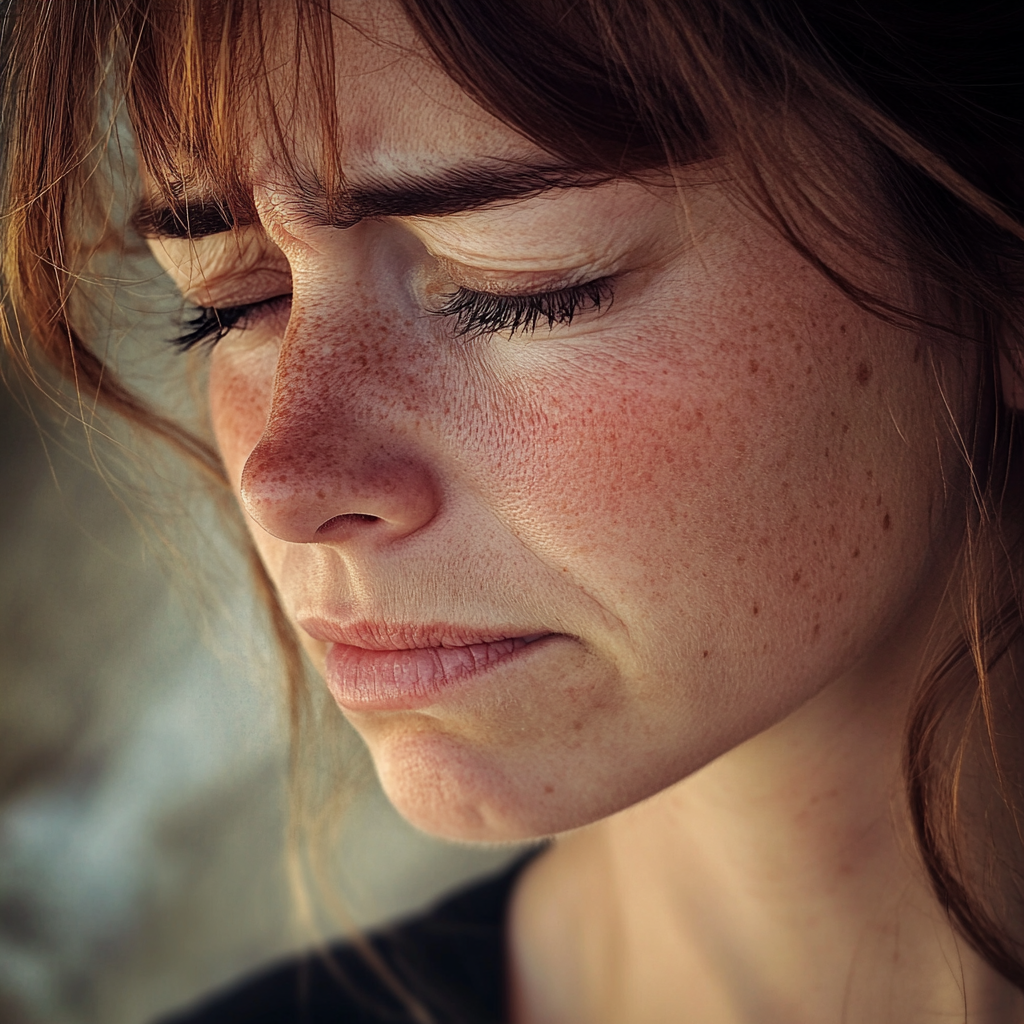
[369,726,611,843]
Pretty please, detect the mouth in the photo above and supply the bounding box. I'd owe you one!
[300,619,559,711]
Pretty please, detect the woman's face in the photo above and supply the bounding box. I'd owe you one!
[150,3,967,841]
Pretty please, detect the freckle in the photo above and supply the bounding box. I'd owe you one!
[883,512,891,530]
[856,361,873,385]
[806,365,813,375]
[828,523,837,538]
[841,423,849,434]
[824,447,830,459]
[836,592,844,603]
[867,470,873,480]
[544,785,554,794]
[813,623,822,638]
[852,547,860,558]
[737,555,746,565]
[839,324,848,335]
[752,605,760,615]
[795,343,804,354]
[702,650,710,659]
[748,359,759,374]
[792,570,802,583]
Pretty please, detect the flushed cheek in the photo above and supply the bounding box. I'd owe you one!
[208,342,278,487]
[209,339,330,595]
[478,297,941,693]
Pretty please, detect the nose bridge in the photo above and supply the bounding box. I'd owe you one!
[239,268,441,545]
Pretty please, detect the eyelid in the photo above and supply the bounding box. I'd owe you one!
[180,268,293,309]
[432,255,611,298]
[150,231,291,307]
[402,191,625,272]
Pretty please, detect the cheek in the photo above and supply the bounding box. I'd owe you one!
[474,267,943,701]
[208,342,277,487]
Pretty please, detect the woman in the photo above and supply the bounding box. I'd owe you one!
[3,0,1024,1021]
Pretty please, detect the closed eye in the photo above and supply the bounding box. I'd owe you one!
[432,278,614,339]
[170,295,292,352]
[168,276,612,353]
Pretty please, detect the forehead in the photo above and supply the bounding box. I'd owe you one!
[248,0,548,190]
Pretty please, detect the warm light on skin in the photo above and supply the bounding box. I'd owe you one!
[141,3,1024,1021]
[148,8,967,844]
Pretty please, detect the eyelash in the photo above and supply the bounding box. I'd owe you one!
[171,300,279,352]
[431,278,614,339]
[169,278,613,351]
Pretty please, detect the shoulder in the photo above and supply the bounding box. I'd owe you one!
[155,852,542,1024]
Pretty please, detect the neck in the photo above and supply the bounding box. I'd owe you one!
[509,602,1024,1024]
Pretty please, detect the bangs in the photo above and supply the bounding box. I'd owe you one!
[124,0,342,231]
[122,0,724,230]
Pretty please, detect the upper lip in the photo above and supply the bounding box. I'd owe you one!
[299,617,554,651]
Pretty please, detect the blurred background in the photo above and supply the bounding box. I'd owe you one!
[0,233,522,1022]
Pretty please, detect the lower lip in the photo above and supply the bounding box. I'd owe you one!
[325,634,557,711]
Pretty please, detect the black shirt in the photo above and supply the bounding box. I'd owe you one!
[157,854,536,1024]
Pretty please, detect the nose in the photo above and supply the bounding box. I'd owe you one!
[238,324,441,547]
[241,433,440,544]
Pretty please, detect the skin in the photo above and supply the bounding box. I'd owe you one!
[148,3,1024,1020]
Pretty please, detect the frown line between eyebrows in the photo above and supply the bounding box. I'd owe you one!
[132,161,615,241]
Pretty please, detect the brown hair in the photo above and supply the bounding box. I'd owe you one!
[3,0,1024,1000]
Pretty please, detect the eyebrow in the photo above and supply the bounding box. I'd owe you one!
[132,162,609,241]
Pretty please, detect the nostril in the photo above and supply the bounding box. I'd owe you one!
[316,513,380,535]
[240,432,439,544]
